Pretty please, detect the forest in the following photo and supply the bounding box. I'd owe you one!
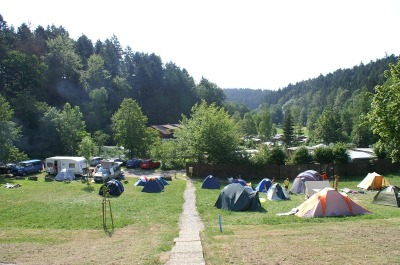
[1,13,400,165]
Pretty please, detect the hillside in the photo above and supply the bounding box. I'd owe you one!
[224,55,398,111]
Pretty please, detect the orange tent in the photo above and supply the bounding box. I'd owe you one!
[295,188,371,218]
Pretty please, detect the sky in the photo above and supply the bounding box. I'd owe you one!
[1,0,400,90]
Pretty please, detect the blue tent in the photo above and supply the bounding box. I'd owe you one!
[156,176,169,186]
[142,178,164,193]
[202,175,221,189]
[99,179,124,197]
[228,177,247,186]
[255,178,273,192]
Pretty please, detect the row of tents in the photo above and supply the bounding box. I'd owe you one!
[205,170,399,217]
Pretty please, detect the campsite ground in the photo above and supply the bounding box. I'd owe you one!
[1,171,400,265]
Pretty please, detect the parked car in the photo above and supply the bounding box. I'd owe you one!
[18,159,43,174]
[7,164,25,176]
[126,158,142,168]
[93,160,124,183]
[0,163,17,174]
[90,157,103,166]
[140,159,161,170]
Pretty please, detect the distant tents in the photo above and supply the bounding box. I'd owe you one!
[290,170,322,194]
[294,188,371,218]
[202,175,221,189]
[215,183,260,211]
[357,172,390,190]
[373,186,400,207]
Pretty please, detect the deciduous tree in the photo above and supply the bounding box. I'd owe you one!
[111,98,157,159]
[368,59,400,161]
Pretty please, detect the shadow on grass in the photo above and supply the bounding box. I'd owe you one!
[82,183,95,193]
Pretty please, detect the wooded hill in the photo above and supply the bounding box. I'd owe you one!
[224,55,398,112]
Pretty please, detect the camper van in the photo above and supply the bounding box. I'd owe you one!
[45,156,88,176]
[93,160,124,183]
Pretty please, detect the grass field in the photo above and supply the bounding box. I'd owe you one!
[1,172,400,264]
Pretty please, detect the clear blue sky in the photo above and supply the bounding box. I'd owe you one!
[2,0,400,90]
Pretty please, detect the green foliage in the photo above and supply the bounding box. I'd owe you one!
[313,107,344,144]
[78,136,95,168]
[333,142,350,164]
[57,103,88,155]
[254,104,273,141]
[250,145,286,166]
[151,140,185,169]
[313,146,334,164]
[175,100,240,164]
[290,145,313,165]
[283,109,295,146]
[269,146,287,165]
[196,78,226,106]
[111,98,157,159]
[0,95,22,161]
[368,58,400,162]
[92,130,110,155]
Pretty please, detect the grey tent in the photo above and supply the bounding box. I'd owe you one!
[290,170,322,194]
[55,168,75,181]
[215,183,260,211]
[373,186,400,207]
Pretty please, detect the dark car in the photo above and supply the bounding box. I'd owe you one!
[140,159,161,170]
[0,163,25,176]
[90,157,104,167]
[0,163,16,174]
[126,158,142,168]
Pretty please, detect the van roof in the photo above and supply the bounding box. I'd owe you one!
[19,159,41,163]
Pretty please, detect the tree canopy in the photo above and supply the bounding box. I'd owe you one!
[175,100,240,164]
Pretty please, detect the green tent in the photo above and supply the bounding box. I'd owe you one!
[372,186,400,207]
[215,183,260,211]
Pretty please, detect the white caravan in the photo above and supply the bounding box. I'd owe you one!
[45,156,88,175]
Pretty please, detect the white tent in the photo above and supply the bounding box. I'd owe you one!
[55,168,75,181]
[295,188,371,218]
[357,172,390,190]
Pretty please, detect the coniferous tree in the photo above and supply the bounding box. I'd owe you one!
[283,109,295,147]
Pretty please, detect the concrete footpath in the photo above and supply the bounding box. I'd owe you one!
[165,179,205,265]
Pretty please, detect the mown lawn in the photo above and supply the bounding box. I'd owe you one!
[0,173,186,265]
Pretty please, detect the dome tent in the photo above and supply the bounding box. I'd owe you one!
[373,186,400,207]
[99,179,124,197]
[294,187,371,218]
[266,183,290,200]
[357,172,390,190]
[215,183,260,211]
[202,175,221,189]
[290,170,322,194]
[255,178,273,192]
[141,177,164,193]
[55,168,75,181]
